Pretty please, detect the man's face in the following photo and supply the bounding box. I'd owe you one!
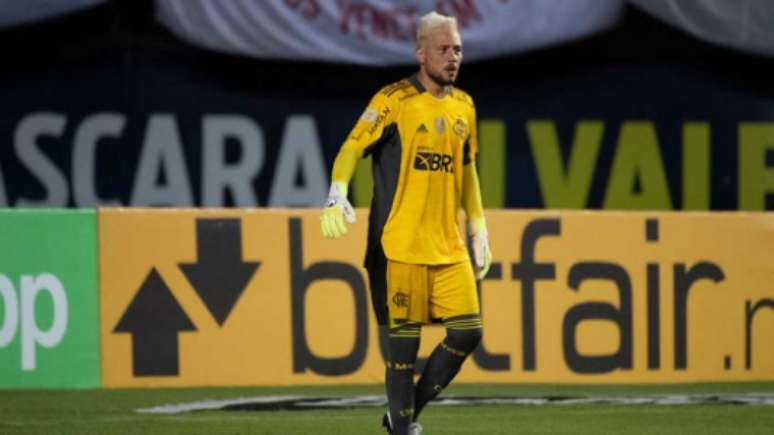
[417,25,462,87]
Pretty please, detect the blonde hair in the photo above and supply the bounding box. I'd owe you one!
[416,12,458,48]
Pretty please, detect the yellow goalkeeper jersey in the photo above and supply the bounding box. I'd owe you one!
[343,76,478,266]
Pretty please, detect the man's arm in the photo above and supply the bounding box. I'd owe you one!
[320,145,359,238]
[462,107,492,279]
[321,90,396,239]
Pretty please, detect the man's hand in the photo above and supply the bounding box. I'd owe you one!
[470,218,492,280]
[321,182,355,239]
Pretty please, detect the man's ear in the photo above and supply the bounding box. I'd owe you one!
[415,46,425,65]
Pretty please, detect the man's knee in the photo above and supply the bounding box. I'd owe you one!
[387,323,421,365]
[445,327,482,356]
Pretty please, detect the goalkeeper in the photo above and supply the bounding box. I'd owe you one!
[320,11,491,435]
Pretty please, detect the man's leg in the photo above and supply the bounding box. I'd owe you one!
[382,260,430,433]
[413,315,482,419]
[414,261,481,420]
[385,323,421,435]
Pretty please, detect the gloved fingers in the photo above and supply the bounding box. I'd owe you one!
[475,246,485,268]
[472,235,485,267]
[321,213,333,238]
[473,235,492,280]
[476,263,488,280]
[321,203,353,239]
[321,208,342,239]
[477,248,492,280]
[332,207,348,237]
[476,258,490,280]
[342,201,356,224]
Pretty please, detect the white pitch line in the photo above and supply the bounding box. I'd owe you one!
[137,395,305,414]
[136,393,774,415]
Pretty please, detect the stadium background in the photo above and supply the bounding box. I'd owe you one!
[1,1,774,433]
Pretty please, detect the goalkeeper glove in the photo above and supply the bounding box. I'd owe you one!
[320,182,355,239]
[470,218,492,280]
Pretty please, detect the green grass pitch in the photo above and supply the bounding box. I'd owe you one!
[2,383,774,434]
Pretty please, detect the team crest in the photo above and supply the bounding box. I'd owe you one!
[454,117,468,139]
[392,291,409,307]
[434,117,445,134]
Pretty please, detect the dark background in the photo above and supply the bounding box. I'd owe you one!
[1,0,772,209]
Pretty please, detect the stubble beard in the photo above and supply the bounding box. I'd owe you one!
[428,67,457,88]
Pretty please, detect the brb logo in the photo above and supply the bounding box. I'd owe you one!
[414,152,454,173]
[0,273,68,371]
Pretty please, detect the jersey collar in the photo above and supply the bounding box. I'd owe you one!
[409,74,454,99]
[409,74,426,94]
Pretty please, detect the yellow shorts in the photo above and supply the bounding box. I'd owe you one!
[386,260,479,328]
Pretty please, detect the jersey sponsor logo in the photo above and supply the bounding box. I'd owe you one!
[366,106,391,135]
[414,152,455,173]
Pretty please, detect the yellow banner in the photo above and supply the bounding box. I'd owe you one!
[475,211,774,383]
[99,209,774,387]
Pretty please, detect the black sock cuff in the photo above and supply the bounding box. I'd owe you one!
[389,323,421,338]
[443,314,482,331]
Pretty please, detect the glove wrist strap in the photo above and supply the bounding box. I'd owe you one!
[330,181,348,197]
[469,217,487,236]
